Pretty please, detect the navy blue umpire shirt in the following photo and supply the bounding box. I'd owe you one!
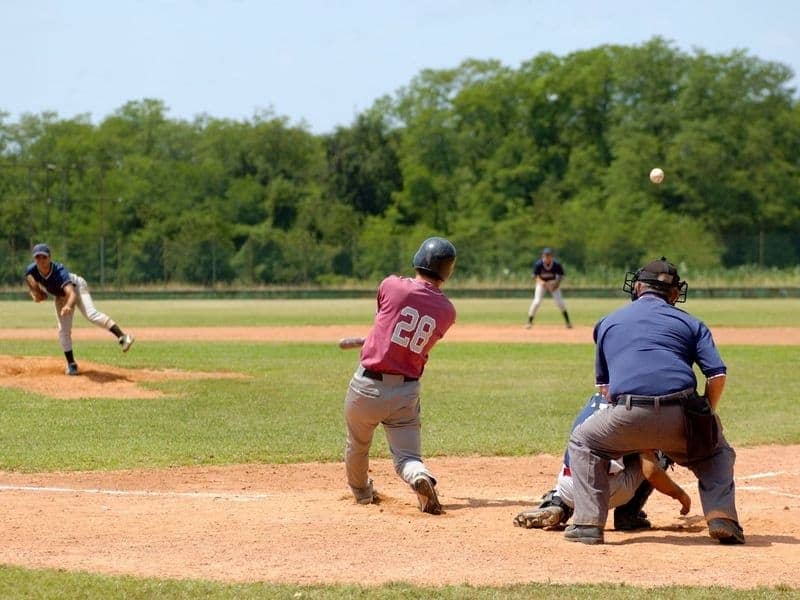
[593,292,726,400]
[26,261,73,297]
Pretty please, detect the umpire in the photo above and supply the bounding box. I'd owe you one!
[565,257,744,545]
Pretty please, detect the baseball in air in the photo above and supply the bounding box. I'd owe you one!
[650,167,665,184]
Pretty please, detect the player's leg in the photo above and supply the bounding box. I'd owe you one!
[566,405,664,543]
[54,296,77,375]
[72,275,134,351]
[683,434,744,544]
[344,372,386,504]
[526,283,545,328]
[610,455,653,530]
[382,379,441,514]
[552,290,572,328]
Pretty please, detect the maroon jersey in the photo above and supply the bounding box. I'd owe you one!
[360,275,456,379]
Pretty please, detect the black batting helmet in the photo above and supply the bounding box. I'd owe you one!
[622,257,688,303]
[412,237,457,281]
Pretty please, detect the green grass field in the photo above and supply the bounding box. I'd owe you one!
[0,298,798,597]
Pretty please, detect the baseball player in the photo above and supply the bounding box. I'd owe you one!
[565,257,744,545]
[514,393,690,530]
[344,237,457,514]
[25,243,135,376]
[525,247,572,329]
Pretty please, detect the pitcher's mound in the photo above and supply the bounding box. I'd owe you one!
[0,355,244,399]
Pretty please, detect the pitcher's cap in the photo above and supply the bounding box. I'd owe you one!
[32,243,51,257]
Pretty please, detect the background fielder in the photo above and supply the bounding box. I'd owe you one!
[25,243,135,376]
[343,237,457,514]
[526,247,572,329]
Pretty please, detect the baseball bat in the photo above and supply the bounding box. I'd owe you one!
[338,337,365,350]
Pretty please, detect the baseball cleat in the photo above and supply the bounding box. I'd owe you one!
[412,475,442,515]
[614,510,651,531]
[65,362,79,376]
[119,333,135,352]
[514,505,565,529]
[708,518,745,545]
[352,479,375,505]
[564,524,604,544]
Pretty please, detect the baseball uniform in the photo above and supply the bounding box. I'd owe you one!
[344,274,456,510]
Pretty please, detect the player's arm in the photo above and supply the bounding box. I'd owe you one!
[703,374,726,411]
[60,283,78,316]
[640,451,690,515]
[25,275,46,302]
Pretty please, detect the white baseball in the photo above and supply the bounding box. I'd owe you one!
[650,167,665,184]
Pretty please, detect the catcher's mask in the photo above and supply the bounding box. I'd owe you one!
[623,257,688,304]
[413,237,457,281]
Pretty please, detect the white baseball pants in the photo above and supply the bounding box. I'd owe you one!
[54,274,117,352]
[528,282,566,317]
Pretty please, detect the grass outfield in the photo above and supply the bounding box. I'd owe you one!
[0,340,797,471]
[0,298,798,597]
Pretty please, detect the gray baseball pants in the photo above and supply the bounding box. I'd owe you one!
[344,366,435,497]
[568,402,738,528]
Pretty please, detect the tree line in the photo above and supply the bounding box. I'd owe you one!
[1,38,798,287]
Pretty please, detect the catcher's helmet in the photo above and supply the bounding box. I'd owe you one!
[623,257,688,303]
[413,237,457,281]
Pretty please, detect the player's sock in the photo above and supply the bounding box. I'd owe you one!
[65,350,75,364]
[527,316,533,325]
[563,311,572,327]
[110,324,124,338]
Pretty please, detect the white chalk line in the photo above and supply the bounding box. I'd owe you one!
[0,484,274,502]
[0,471,796,503]
[741,471,786,480]
[737,485,800,500]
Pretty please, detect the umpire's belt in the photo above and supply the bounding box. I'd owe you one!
[613,388,697,408]
[361,367,418,383]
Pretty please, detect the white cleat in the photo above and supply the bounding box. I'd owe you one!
[119,333,135,352]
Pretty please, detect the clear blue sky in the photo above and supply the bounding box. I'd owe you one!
[4,0,798,134]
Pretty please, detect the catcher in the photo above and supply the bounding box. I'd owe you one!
[514,393,690,530]
[25,243,135,376]
[525,247,572,329]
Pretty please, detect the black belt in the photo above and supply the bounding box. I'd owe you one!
[361,368,418,383]
[613,388,697,407]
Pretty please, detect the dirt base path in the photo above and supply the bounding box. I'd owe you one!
[0,450,798,589]
[1,324,799,345]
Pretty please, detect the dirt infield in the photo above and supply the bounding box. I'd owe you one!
[0,356,245,399]
[0,325,798,589]
[0,451,798,588]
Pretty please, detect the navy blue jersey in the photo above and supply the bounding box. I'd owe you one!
[532,258,564,282]
[563,394,607,467]
[25,261,74,297]
[593,292,726,400]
